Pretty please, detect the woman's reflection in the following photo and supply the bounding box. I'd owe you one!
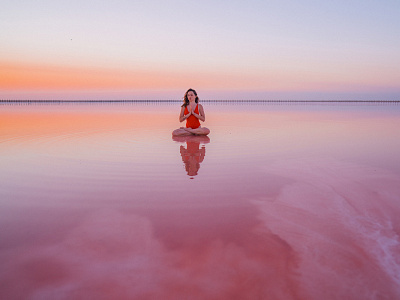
[172,135,210,178]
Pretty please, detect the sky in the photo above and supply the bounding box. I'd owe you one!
[1,0,400,100]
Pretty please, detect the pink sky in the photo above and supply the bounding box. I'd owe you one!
[1,1,400,100]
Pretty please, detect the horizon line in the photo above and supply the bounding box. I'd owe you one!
[1,99,400,103]
[0,99,400,105]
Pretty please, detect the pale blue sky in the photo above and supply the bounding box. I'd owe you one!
[1,0,400,99]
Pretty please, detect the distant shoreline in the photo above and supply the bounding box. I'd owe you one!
[1,99,399,104]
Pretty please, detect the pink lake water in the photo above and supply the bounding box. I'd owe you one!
[1,102,400,299]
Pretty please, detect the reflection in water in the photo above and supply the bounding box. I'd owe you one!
[1,103,400,299]
[172,135,210,178]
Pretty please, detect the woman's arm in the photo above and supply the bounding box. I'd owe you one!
[179,106,191,123]
[192,104,206,122]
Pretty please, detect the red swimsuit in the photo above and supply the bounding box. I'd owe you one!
[184,104,201,129]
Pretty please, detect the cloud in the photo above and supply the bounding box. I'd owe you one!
[0,208,300,299]
[254,158,400,299]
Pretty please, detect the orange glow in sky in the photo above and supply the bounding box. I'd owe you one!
[2,60,398,93]
[1,1,399,100]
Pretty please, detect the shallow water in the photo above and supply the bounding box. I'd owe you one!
[1,102,400,299]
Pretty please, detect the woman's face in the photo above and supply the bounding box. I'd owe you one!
[187,91,196,102]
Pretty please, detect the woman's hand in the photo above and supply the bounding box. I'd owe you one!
[190,105,198,117]
[179,106,191,123]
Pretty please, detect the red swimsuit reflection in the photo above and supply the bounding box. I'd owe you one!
[172,135,210,178]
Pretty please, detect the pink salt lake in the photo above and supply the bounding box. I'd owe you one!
[0,102,400,299]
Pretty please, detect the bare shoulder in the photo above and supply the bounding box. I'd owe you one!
[198,104,205,110]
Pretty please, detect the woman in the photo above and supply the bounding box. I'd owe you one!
[172,88,210,136]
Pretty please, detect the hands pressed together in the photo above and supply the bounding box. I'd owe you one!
[185,104,199,119]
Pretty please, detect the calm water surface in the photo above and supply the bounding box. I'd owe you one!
[1,102,400,299]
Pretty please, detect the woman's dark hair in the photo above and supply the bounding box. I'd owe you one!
[182,88,199,107]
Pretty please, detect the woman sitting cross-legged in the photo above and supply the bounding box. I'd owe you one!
[172,88,210,136]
